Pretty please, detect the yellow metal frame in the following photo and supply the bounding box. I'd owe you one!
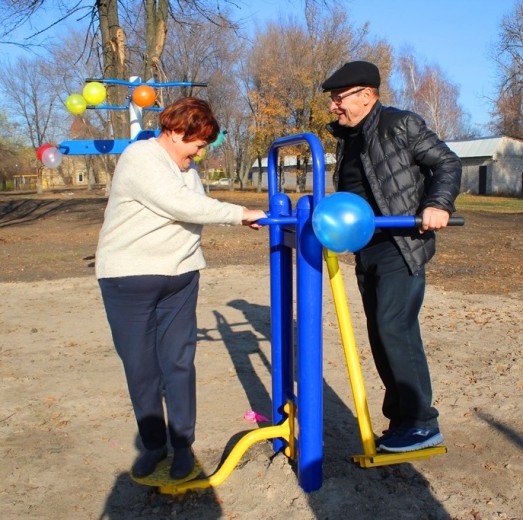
[324,249,447,468]
[133,248,448,495]
[132,402,296,494]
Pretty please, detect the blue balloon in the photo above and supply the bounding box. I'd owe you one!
[209,130,226,148]
[312,193,376,252]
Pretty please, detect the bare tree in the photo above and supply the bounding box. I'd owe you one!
[489,0,523,139]
[142,0,169,80]
[0,56,65,193]
[0,0,363,192]
[396,50,469,140]
[93,0,129,139]
[0,1,237,136]
[0,58,63,146]
[0,111,32,191]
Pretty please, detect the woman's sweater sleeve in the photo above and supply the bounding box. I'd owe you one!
[116,140,244,226]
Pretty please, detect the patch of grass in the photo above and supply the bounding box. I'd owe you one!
[212,188,523,214]
[455,194,522,214]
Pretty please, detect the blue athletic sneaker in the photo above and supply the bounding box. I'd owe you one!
[376,427,404,446]
[378,427,443,452]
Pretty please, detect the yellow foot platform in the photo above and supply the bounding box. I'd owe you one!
[130,457,203,488]
[352,445,448,468]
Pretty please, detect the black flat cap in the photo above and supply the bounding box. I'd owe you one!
[322,61,380,92]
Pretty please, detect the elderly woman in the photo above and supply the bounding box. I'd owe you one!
[96,97,266,480]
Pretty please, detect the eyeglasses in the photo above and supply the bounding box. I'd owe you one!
[329,87,366,105]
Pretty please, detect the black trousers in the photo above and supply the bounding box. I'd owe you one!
[99,271,199,450]
[355,239,439,429]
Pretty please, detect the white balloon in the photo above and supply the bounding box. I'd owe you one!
[41,147,63,169]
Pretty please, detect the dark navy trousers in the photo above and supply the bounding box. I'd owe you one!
[99,271,199,450]
[355,239,439,429]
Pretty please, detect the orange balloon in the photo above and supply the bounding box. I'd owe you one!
[132,85,156,108]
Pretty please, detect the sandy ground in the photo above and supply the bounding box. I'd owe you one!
[1,262,522,520]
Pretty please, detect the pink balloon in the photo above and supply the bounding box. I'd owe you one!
[37,143,53,161]
[41,147,63,169]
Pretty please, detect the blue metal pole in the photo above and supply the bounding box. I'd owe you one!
[266,133,325,207]
[268,193,294,453]
[265,132,326,492]
[375,215,465,228]
[295,195,324,492]
[59,130,160,156]
[374,216,417,228]
[85,78,208,88]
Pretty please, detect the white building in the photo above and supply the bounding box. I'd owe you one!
[252,135,523,196]
[447,136,523,196]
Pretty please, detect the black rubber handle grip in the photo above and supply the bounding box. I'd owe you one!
[414,216,465,227]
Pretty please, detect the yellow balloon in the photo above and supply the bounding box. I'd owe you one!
[193,147,207,163]
[82,82,106,105]
[66,94,87,115]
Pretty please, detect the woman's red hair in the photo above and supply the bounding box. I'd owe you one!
[159,97,219,143]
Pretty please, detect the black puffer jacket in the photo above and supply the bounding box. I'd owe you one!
[327,101,462,274]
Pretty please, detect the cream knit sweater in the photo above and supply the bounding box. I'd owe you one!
[95,138,244,279]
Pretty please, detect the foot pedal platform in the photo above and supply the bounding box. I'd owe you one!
[131,457,203,489]
[352,445,447,468]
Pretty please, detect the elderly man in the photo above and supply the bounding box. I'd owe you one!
[322,61,461,452]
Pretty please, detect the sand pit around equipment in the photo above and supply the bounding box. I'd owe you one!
[0,189,521,519]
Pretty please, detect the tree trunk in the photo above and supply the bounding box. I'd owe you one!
[36,166,43,194]
[144,0,168,81]
[96,0,129,139]
[298,156,308,193]
[257,155,263,193]
[278,156,285,192]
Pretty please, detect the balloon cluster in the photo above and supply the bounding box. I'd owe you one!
[193,130,226,163]
[65,81,107,115]
[312,192,376,252]
[37,143,63,169]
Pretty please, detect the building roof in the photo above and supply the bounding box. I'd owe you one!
[252,135,521,168]
[446,136,503,158]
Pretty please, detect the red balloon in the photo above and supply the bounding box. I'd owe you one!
[132,85,156,108]
[37,143,53,161]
